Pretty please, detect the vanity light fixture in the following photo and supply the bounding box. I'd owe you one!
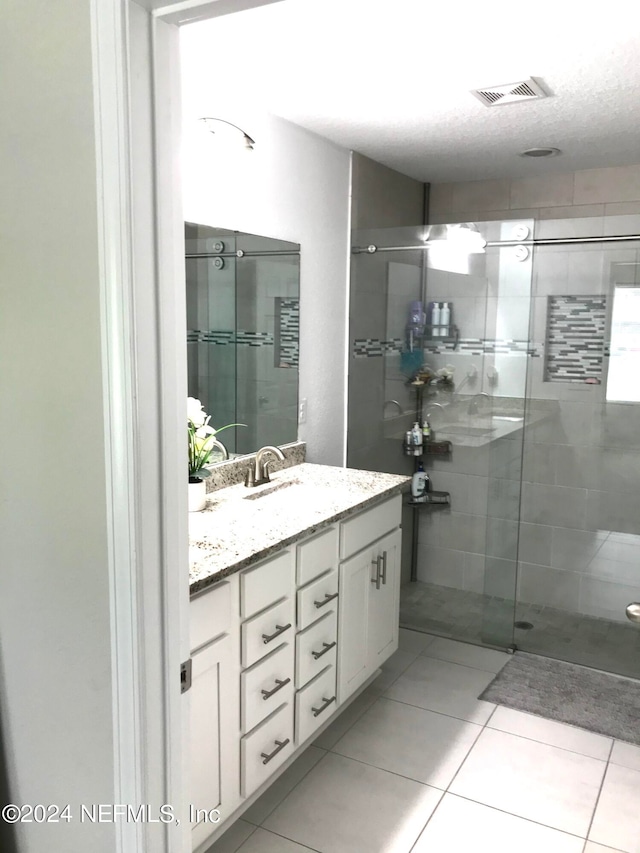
[199,117,256,150]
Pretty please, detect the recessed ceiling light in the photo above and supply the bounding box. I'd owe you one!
[519,147,562,158]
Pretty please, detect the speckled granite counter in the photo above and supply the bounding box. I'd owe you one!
[189,463,410,595]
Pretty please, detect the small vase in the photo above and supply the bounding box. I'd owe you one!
[188,479,207,512]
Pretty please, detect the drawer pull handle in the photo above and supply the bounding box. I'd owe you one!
[371,555,381,590]
[261,677,291,700]
[311,695,336,718]
[311,640,337,660]
[381,550,388,585]
[262,623,292,645]
[260,738,290,765]
[314,591,339,609]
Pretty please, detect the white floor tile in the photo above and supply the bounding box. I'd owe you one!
[237,828,318,853]
[332,697,481,788]
[263,752,442,853]
[422,636,509,673]
[610,740,640,772]
[206,819,256,853]
[398,627,434,654]
[312,683,382,750]
[488,706,613,760]
[242,746,326,826]
[589,763,640,853]
[584,843,626,853]
[384,655,496,724]
[450,728,606,837]
[412,794,584,853]
[372,648,419,691]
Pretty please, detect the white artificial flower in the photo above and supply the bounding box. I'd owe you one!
[187,396,207,427]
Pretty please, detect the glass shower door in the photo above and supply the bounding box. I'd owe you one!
[515,222,640,679]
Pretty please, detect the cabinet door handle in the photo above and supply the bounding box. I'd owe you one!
[260,738,290,765]
[261,677,291,700]
[371,555,381,590]
[311,640,337,660]
[380,550,388,585]
[262,623,292,644]
[311,695,336,718]
[314,591,339,609]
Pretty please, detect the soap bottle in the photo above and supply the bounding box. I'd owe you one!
[440,302,451,337]
[422,418,431,442]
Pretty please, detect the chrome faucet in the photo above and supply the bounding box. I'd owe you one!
[244,445,286,487]
[467,392,491,415]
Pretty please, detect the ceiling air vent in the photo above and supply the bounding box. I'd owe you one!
[471,78,548,107]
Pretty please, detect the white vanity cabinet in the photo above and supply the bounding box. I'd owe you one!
[189,577,241,851]
[189,490,403,852]
[337,495,402,703]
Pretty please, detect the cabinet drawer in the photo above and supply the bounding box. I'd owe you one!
[241,702,294,799]
[295,665,337,746]
[190,580,232,652]
[241,550,295,619]
[339,495,402,560]
[242,598,295,669]
[296,526,339,587]
[297,568,339,631]
[296,610,337,688]
[241,642,295,734]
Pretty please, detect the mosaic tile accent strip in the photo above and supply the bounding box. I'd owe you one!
[275,297,300,368]
[188,330,274,347]
[353,337,531,358]
[544,295,607,382]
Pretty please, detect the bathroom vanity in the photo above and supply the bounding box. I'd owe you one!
[188,463,409,851]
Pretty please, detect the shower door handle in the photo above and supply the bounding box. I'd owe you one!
[626,603,640,624]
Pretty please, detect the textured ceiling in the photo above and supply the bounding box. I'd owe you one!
[180,0,640,183]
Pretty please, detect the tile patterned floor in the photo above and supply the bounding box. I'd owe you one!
[205,630,640,853]
[400,580,640,680]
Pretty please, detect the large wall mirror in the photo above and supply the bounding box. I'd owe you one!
[186,222,300,459]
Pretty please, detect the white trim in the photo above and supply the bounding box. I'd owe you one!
[90,1,143,851]
[152,0,284,25]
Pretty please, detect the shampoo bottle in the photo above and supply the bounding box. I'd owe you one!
[411,462,429,501]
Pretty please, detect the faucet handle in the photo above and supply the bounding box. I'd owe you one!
[244,467,256,488]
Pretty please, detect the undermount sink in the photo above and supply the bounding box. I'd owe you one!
[242,478,300,500]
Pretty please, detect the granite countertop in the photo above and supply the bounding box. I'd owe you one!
[189,462,411,595]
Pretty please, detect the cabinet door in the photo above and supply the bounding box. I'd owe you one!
[337,546,375,703]
[368,528,401,671]
[190,633,239,851]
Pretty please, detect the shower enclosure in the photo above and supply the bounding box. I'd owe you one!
[348,215,640,679]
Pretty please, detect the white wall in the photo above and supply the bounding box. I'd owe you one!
[181,98,351,465]
[0,3,117,850]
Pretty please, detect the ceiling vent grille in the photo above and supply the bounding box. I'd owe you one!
[471,78,548,107]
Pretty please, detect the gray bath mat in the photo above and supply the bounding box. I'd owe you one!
[480,652,640,745]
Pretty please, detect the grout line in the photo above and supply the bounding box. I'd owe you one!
[251,826,322,853]
[207,820,258,853]
[326,748,449,791]
[582,738,615,847]
[419,648,509,673]
[250,748,331,828]
[484,720,613,761]
[446,792,589,842]
[376,693,495,728]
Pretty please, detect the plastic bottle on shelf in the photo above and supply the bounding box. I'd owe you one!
[422,418,431,442]
[430,302,441,337]
[440,302,451,337]
[411,462,428,501]
[411,422,423,455]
